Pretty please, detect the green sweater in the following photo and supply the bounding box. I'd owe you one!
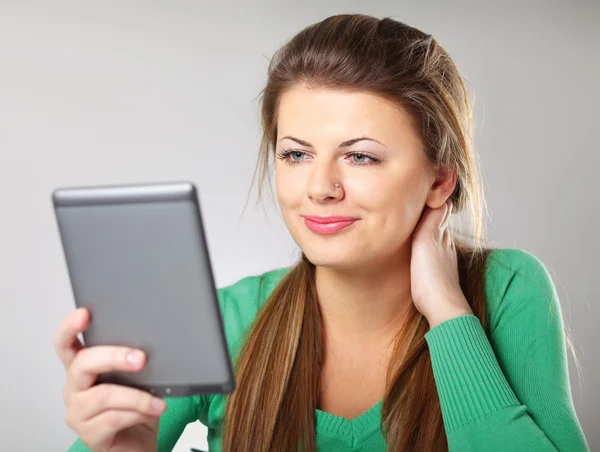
[68,248,589,451]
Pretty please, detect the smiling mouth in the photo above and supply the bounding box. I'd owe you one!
[302,216,359,235]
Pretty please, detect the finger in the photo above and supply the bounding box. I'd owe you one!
[73,384,166,421]
[438,199,453,231]
[442,228,454,248]
[66,346,146,395]
[77,409,156,448]
[53,308,89,369]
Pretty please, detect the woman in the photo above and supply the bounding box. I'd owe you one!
[55,14,589,452]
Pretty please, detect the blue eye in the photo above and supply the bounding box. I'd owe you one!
[346,152,380,166]
[352,153,368,163]
[291,151,305,161]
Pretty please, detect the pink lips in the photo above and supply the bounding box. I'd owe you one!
[302,216,359,234]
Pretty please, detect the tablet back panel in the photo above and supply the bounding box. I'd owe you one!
[52,181,235,396]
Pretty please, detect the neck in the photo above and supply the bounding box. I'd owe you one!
[315,244,414,346]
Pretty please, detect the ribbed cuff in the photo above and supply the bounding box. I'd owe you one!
[424,315,520,432]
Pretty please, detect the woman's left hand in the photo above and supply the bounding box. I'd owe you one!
[410,199,473,328]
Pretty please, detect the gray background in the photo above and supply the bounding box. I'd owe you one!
[0,1,597,450]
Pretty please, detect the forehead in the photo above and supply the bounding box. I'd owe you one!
[276,84,420,146]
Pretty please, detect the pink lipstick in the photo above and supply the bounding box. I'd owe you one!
[302,216,359,235]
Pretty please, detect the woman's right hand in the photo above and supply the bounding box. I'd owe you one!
[53,308,167,452]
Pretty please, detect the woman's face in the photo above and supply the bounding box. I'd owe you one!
[275,84,444,270]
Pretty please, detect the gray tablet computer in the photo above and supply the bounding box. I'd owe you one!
[52,180,235,397]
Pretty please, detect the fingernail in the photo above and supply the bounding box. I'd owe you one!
[151,397,166,413]
[127,350,144,365]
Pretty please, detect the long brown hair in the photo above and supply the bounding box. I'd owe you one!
[223,14,494,451]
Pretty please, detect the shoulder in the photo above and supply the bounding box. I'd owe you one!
[217,266,291,321]
[216,267,290,357]
[484,248,557,299]
[485,247,554,282]
[483,248,561,333]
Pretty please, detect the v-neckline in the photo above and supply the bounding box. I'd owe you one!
[315,399,384,446]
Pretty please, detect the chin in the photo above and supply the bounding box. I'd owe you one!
[300,245,362,270]
[298,234,405,272]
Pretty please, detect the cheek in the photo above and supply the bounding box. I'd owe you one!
[275,168,290,202]
[276,180,294,210]
[275,165,308,207]
[275,176,302,223]
[359,178,426,233]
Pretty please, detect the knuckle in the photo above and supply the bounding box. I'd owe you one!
[128,389,142,410]
[104,411,122,430]
[72,385,111,421]
[73,346,98,371]
[74,346,98,373]
[72,346,88,366]
[68,391,85,415]
[94,384,128,413]
[136,391,153,412]
[98,383,111,398]
[91,384,105,403]
[96,385,112,408]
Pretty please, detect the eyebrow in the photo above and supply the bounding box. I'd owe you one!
[278,135,387,148]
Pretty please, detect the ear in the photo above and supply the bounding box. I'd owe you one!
[425,166,457,209]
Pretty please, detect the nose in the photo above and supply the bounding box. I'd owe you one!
[307,161,344,204]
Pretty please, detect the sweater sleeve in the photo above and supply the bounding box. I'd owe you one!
[423,249,589,451]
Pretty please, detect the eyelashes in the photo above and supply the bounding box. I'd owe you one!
[275,148,382,167]
[275,149,308,164]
